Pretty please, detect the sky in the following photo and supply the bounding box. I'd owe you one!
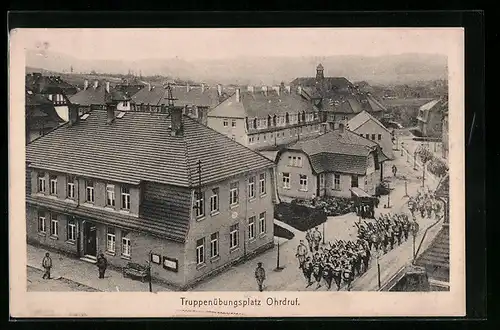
[14,28,461,61]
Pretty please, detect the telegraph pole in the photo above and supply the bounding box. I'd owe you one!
[274,237,284,272]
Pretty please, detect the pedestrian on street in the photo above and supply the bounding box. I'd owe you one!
[392,165,398,177]
[296,240,308,269]
[255,262,266,292]
[96,253,108,279]
[42,252,52,279]
[302,257,314,287]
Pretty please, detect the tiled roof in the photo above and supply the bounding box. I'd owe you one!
[69,85,129,106]
[26,91,53,107]
[415,226,449,281]
[347,110,391,133]
[290,77,353,91]
[26,109,274,187]
[284,129,387,175]
[27,194,188,242]
[419,99,441,111]
[435,174,449,199]
[26,74,78,96]
[131,86,220,108]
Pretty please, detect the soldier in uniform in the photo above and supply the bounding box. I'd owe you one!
[342,259,353,291]
[295,240,308,269]
[302,257,314,287]
[96,253,108,279]
[255,262,266,292]
[312,258,323,289]
[312,227,322,252]
[305,229,313,252]
[332,259,343,291]
[322,256,334,290]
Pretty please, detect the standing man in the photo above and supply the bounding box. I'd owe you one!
[42,252,52,279]
[392,165,398,177]
[302,257,314,287]
[305,229,313,253]
[96,253,108,279]
[255,262,266,292]
[312,227,322,251]
[295,240,308,269]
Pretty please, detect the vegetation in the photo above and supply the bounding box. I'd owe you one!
[274,202,327,232]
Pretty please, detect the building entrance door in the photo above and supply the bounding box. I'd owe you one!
[83,222,97,257]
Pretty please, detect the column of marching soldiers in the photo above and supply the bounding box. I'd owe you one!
[295,189,443,291]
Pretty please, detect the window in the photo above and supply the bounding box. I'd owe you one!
[229,182,239,206]
[106,227,116,253]
[196,238,205,265]
[229,224,239,249]
[231,120,236,128]
[297,156,303,167]
[371,134,376,140]
[263,134,266,142]
[50,214,58,237]
[231,134,235,140]
[38,173,46,193]
[121,186,130,210]
[223,119,228,127]
[282,173,290,189]
[259,173,266,195]
[299,174,308,191]
[248,216,256,240]
[248,176,256,199]
[210,188,219,213]
[334,174,341,190]
[86,180,94,203]
[210,232,219,258]
[106,184,115,207]
[259,212,266,234]
[378,134,382,141]
[67,176,75,199]
[194,190,205,218]
[122,233,131,257]
[38,211,46,233]
[49,176,57,195]
[351,175,359,188]
[67,220,76,241]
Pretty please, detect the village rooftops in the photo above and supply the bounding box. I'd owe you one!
[282,128,389,175]
[209,87,315,119]
[26,108,274,187]
[131,84,220,108]
[26,73,78,96]
[347,110,391,132]
[69,83,130,107]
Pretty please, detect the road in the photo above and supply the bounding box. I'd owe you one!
[27,266,99,292]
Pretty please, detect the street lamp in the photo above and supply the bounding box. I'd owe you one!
[386,181,391,208]
[403,177,409,198]
[274,237,284,272]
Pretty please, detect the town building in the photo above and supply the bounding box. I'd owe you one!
[207,84,323,149]
[26,103,276,290]
[25,89,65,143]
[69,80,132,115]
[416,98,448,138]
[347,110,395,159]
[290,64,387,130]
[441,107,449,160]
[114,77,145,97]
[274,125,389,201]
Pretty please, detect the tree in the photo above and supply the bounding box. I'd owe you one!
[416,145,433,187]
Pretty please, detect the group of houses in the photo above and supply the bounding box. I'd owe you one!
[26,64,397,289]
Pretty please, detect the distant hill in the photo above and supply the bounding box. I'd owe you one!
[26,49,447,86]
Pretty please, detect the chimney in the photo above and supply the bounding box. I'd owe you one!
[186,83,190,93]
[106,103,116,124]
[316,63,324,80]
[84,80,89,90]
[236,88,241,103]
[298,85,302,95]
[247,85,254,93]
[217,84,222,97]
[147,83,151,91]
[68,104,79,126]
[106,81,110,93]
[338,122,345,133]
[170,106,184,137]
[93,80,99,89]
[201,83,205,93]
[262,86,268,97]
[197,106,208,126]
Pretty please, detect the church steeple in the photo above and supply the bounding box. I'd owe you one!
[316,63,324,80]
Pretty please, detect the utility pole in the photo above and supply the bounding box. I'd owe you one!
[274,237,284,272]
[322,221,326,245]
[148,250,153,292]
[386,181,391,208]
[377,253,381,289]
[404,179,409,197]
[422,162,426,188]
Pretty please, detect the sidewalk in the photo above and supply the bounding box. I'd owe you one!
[27,244,172,292]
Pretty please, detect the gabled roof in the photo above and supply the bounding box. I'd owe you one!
[26,109,274,187]
[69,85,129,106]
[435,174,449,199]
[419,99,441,111]
[415,226,449,282]
[347,110,391,133]
[131,85,220,108]
[26,73,78,96]
[283,129,388,175]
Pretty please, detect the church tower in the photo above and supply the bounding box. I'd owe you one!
[316,63,324,80]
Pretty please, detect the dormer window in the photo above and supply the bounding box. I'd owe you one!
[121,186,131,211]
[86,180,95,203]
[49,175,57,195]
[38,173,46,193]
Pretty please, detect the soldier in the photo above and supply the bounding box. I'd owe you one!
[295,240,308,269]
[312,227,322,252]
[96,253,108,279]
[41,252,52,280]
[332,259,342,291]
[392,164,398,177]
[255,262,266,292]
[305,229,313,252]
[312,259,323,289]
[302,257,314,287]
[342,260,353,291]
[322,257,334,290]
[434,200,442,219]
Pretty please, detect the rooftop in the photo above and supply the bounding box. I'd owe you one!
[347,110,390,132]
[131,85,220,108]
[26,73,78,96]
[26,109,274,187]
[415,226,449,282]
[69,85,130,106]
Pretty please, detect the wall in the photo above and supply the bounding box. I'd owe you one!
[427,110,444,138]
[54,105,69,122]
[184,167,275,284]
[276,150,317,200]
[353,119,394,159]
[248,123,322,150]
[206,117,247,146]
[323,172,357,198]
